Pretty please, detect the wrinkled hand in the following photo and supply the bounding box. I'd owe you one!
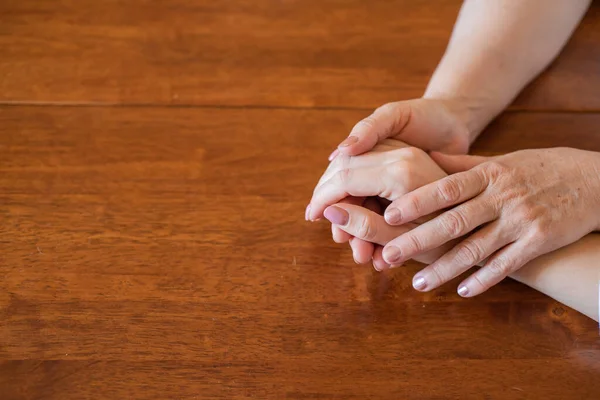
[381,148,600,297]
[321,203,456,270]
[306,140,447,268]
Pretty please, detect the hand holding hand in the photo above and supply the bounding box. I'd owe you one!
[329,98,472,160]
[381,148,600,297]
[307,140,448,268]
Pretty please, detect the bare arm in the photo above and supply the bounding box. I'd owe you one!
[425,0,592,141]
[330,201,600,323]
[511,234,600,322]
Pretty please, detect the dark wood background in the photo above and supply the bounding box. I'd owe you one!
[1,1,599,399]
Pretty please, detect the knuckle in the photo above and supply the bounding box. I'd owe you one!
[483,160,509,178]
[527,221,549,245]
[471,274,487,291]
[407,195,422,216]
[356,215,378,241]
[336,168,353,185]
[400,146,427,161]
[513,205,540,226]
[387,164,412,194]
[441,211,467,237]
[389,161,408,180]
[354,115,377,132]
[429,264,448,285]
[455,240,484,265]
[437,178,462,203]
[405,233,425,254]
[487,256,511,277]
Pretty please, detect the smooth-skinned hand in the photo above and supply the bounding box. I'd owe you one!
[308,97,471,263]
[307,139,448,269]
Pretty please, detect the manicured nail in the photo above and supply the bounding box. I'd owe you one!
[382,246,402,264]
[458,285,469,297]
[323,206,349,226]
[385,208,401,224]
[305,204,311,221]
[338,136,358,148]
[413,276,426,290]
[328,149,339,161]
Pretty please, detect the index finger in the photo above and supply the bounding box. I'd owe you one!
[384,168,488,225]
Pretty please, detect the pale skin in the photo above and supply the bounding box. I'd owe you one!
[312,143,599,322]
[307,0,600,302]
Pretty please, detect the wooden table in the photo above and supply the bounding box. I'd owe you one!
[1,1,599,399]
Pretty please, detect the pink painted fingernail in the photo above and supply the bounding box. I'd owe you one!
[328,149,339,161]
[323,206,349,226]
[305,204,311,221]
[383,246,402,264]
[338,136,358,148]
[385,208,401,224]
[413,276,426,290]
[458,285,469,297]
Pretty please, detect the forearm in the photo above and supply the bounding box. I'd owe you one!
[424,0,591,142]
[511,234,600,322]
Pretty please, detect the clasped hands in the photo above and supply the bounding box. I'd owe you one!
[306,98,600,297]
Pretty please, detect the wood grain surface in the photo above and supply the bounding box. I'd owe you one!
[0,0,600,110]
[1,1,600,399]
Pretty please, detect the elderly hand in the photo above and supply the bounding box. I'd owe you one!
[321,203,456,270]
[307,140,447,267]
[381,148,600,297]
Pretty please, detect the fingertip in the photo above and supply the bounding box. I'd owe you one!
[323,205,349,226]
[457,285,470,297]
[338,136,359,149]
[372,247,390,271]
[382,245,403,265]
[332,225,350,243]
[372,260,382,271]
[305,204,311,221]
[337,137,370,157]
[327,149,340,161]
[384,207,402,225]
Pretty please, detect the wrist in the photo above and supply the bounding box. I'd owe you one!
[422,90,501,144]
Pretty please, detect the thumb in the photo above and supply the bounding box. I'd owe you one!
[337,103,410,156]
[429,151,489,174]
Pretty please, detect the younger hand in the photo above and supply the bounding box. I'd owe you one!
[307,141,447,267]
[329,98,471,160]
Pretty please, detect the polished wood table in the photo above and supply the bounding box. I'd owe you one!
[1,1,599,399]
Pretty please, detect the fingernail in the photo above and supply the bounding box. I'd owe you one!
[458,285,469,297]
[385,208,401,224]
[328,149,339,161]
[383,246,402,264]
[338,136,358,148]
[323,206,349,226]
[305,204,311,221]
[413,276,426,290]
